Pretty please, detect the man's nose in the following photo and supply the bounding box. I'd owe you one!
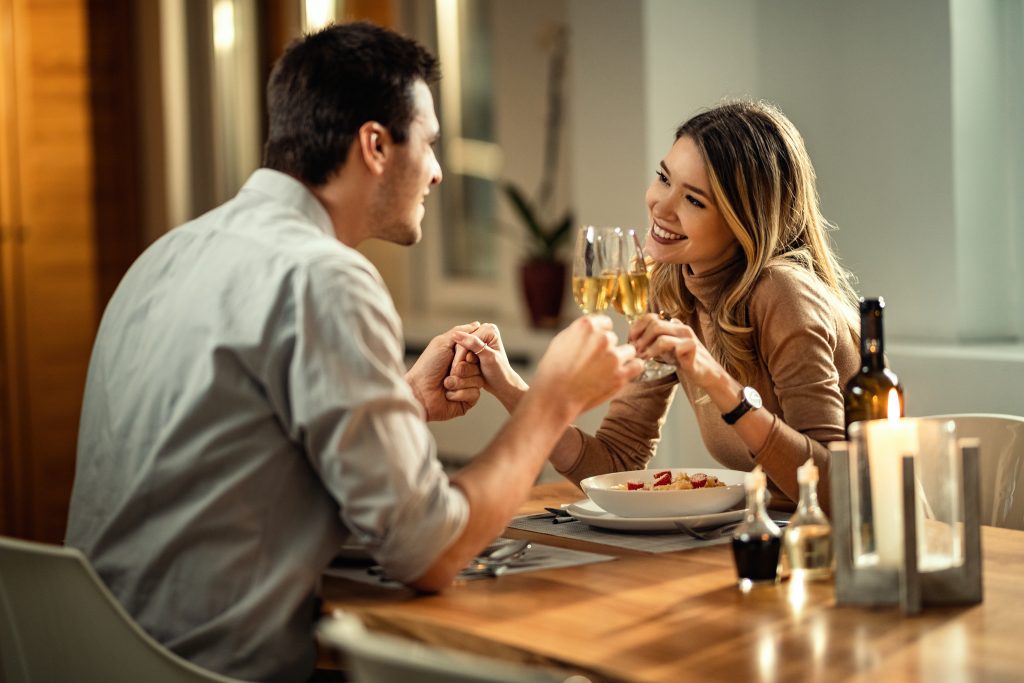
[430,154,442,185]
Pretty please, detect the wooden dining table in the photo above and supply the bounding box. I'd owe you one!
[320,482,1024,682]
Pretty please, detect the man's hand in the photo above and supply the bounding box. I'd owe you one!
[530,315,643,417]
[406,323,486,422]
[451,323,529,413]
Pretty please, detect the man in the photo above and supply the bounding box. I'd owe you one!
[66,22,640,683]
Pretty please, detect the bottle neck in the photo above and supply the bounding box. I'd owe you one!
[859,308,886,371]
[745,486,769,519]
[797,480,820,514]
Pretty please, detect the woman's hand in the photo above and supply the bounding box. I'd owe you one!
[628,313,727,390]
[405,323,485,422]
[451,323,530,413]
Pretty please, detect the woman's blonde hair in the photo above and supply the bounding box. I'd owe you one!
[650,100,859,384]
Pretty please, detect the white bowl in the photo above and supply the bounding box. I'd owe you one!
[580,468,746,518]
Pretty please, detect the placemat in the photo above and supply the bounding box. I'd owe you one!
[509,515,729,553]
[509,510,790,554]
[325,540,615,589]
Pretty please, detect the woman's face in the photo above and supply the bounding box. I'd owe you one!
[644,135,739,274]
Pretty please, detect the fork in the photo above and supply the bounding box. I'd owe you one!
[675,520,788,542]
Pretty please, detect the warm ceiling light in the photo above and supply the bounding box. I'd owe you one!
[303,0,338,32]
[213,0,236,52]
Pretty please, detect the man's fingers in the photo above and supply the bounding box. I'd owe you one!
[445,388,481,404]
[444,374,484,391]
[576,313,613,333]
[449,360,481,379]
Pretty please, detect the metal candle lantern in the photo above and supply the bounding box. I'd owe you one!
[829,417,983,614]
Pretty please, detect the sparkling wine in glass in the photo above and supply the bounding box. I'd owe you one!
[572,226,618,315]
[616,227,677,382]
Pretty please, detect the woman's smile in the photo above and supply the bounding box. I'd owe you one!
[650,222,686,243]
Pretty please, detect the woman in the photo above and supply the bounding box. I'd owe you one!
[456,100,859,510]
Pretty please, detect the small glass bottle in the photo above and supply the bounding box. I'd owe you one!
[783,458,833,582]
[731,465,782,590]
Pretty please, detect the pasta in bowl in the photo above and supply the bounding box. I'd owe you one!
[580,468,746,518]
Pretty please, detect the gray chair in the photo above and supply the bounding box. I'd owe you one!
[0,535,248,683]
[926,413,1024,530]
[317,610,577,683]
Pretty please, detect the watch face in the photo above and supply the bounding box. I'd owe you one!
[742,386,763,410]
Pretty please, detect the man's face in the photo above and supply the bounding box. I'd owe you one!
[372,80,442,246]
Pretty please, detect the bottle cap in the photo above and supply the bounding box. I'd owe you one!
[797,458,818,485]
[744,464,766,492]
[859,297,885,312]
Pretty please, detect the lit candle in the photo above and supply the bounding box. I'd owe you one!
[864,389,918,568]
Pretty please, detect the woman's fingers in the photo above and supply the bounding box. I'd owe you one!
[630,316,692,356]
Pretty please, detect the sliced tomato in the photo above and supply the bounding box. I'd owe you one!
[652,471,673,487]
[690,473,708,488]
[626,480,645,491]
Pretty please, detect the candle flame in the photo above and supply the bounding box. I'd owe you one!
[887,388,901,423]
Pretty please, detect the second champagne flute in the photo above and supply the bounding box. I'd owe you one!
[616,227,677,382]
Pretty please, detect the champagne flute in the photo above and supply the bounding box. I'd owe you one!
[571,226,618,315]
[615,227,677,382]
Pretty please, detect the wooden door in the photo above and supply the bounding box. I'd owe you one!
[0,0,98,542]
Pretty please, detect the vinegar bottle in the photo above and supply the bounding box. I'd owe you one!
[783,459,833,581]
[731,465,782,590]
[843,297,904,434]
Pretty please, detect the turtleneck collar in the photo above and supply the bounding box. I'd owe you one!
[680,253,746,311]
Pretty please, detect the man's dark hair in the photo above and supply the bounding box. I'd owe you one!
[263,22,440,186]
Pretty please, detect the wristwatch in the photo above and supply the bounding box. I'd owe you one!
[721,386,762,425]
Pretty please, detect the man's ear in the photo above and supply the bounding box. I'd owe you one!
[357,121,391,176]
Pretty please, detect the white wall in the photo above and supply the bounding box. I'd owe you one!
[560,0,1024,468]
[403,0,1024,473]
[565,0,648,229]
[951,0,1023,341]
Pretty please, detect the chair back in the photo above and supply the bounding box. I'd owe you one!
[317,611,571,683]
[0,535,246,683]
[926,414,1024,530]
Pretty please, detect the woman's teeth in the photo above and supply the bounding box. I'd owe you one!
[653,224,685,241]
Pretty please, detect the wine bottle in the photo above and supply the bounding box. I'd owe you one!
[843,297,904,435]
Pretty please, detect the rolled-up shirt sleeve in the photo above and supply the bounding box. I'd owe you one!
[279,255,468,583]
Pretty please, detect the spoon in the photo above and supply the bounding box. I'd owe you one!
[473,539,531,565]
[459,540,532,578]
[368,540,533,581]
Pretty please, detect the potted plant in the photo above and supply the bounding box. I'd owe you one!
[503,25,574,329]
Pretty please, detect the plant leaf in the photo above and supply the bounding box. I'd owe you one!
[502,183,544,241]
[546,210,575,251]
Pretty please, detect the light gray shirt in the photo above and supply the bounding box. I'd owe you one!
[66,169,469,683]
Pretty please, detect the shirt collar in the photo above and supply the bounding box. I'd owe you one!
[239,169,336,238]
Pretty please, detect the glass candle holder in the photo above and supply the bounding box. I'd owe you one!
[848,417,964,573]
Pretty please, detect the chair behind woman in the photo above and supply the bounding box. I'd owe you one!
[926,413,1024,530]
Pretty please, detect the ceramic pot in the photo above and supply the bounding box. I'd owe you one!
[520,259,566,329]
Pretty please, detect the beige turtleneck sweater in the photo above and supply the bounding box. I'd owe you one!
[558,258,859,511]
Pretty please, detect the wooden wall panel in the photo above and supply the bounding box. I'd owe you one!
[1,0,98,542]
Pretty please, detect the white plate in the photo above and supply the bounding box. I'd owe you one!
[580,468,746,518]
[565,498,744,532]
